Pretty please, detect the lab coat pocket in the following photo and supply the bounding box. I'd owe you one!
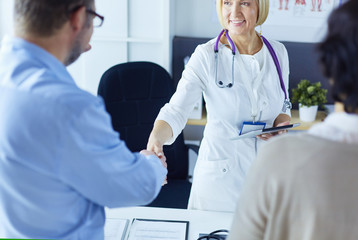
[191,157,240,211]
[196,157,231,176]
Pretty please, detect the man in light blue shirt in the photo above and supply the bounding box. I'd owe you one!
[0,0,167,239]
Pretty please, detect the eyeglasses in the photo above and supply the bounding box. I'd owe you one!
[86,9,104,27]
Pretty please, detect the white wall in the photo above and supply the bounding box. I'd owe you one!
[174,0,221,39]
[0,0,14,39]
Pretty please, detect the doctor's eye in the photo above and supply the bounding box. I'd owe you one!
[223,1,232,6]
[240,2,250,6]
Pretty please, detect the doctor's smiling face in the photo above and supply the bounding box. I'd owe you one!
[222,0,259,37]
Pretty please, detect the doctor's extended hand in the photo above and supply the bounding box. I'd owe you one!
[257,120,291,141]
[146,134,168,186]
[146,120,173,185]
[140,149,168,186]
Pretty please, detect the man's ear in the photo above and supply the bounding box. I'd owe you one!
[69,6,87,33]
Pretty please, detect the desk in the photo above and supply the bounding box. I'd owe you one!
[290,109,327,130]
[187,109,327,131]
[105,206,233,240]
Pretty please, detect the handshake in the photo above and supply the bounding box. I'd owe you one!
[140,149,168,186]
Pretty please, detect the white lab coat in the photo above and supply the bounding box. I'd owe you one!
[156,37,290,212]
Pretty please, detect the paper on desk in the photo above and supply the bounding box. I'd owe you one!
[104,218,129,240]
[127,218,188,240]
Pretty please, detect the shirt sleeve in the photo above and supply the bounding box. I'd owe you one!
[58,98,167,208]
[156,44,209,144]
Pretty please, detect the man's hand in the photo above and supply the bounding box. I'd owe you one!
[140,150,168,185]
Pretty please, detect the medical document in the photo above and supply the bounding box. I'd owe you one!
[127,218,189,240]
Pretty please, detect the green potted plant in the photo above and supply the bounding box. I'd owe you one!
[292,79,327,122]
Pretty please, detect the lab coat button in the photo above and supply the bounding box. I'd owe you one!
[222,168,227,173]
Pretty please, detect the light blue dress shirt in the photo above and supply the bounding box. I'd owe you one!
[0,36,167,239]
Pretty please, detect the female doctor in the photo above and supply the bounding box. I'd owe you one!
[147,0,291,212]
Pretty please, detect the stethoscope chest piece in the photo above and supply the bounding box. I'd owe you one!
[282,98,292,112]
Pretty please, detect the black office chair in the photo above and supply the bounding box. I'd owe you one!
[98,61,198,209]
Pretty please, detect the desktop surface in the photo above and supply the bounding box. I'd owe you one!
[105,206,234,240]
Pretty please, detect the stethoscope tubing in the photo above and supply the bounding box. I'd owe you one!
[213,29,292,110]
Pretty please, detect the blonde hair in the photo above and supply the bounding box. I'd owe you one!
[216,0,269,28]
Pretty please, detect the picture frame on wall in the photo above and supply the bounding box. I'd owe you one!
[266,0,341,27]
[261,0,343,42]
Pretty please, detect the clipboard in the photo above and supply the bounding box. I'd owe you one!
[127,218,189,240]
[231,123,301,140]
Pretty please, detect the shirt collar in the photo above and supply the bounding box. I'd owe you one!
[1,35,75,85]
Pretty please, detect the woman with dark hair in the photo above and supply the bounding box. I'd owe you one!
[318,1,358,114]
[227,0,358,239]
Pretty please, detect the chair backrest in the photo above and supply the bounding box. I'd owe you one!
[98,61,189,180]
